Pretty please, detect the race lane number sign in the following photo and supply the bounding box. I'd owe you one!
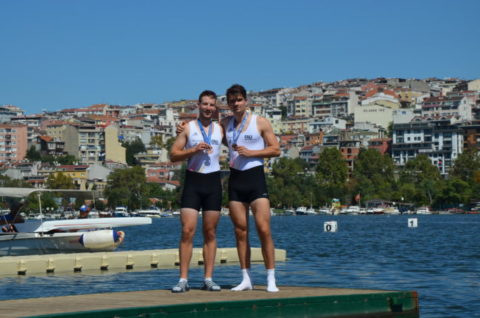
[324,221,338,232]
[408,218,418,228]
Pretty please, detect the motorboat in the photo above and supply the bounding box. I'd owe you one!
[415,206,432,215]
[135,207,160,217]
[383,207,401,215]
[113,206,129,217]
[318,207,331,215]
[340,205,361,215]
[135,206,170,218]
[295,206,308,215]
[0,187,151,256]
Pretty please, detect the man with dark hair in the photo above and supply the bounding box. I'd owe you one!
[170,90,223,293]
[221,84,280,292]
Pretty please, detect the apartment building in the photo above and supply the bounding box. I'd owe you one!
[392,117,463,175]
[0,124,28,162]
[421,95,473,121]
[287,96,312,117]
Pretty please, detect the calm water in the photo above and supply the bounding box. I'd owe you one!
[1,215,479,318]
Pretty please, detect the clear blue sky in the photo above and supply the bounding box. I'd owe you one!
[1,0,479,114]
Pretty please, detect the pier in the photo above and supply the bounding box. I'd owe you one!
[0,286,419,318]
[0,248,286,277]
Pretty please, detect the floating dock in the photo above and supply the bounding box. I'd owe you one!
[0,286,419,318]
[0,248,286,277]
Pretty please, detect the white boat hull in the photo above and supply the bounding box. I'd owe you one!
[0,230,122,257]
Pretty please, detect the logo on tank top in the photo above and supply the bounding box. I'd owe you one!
[211,140,220,145]
[244,135,253,140]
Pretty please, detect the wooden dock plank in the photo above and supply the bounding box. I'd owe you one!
[0,286,419,318]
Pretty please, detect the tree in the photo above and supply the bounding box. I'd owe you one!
[399,155,442,206]
[122,138,146,166]
[104,166,147,210]
[46,172,75,189]
[450,149,480,185]
[352,148,395,202]
[150,135,165,149]
[26,146,41,161]
[57,154,77,165]
[165,137,176,156]
[268,157,310,208]
[315,147,348,205]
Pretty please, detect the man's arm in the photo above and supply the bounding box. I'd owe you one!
[235,116,280,158]
[170,125,212,162]
[220,117,230,146]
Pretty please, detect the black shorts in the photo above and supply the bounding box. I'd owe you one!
[181,170,222,211]
[228,166,269,203]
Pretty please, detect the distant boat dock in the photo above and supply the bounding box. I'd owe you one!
[0,248,286,277]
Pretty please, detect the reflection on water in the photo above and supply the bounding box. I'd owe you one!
[1,215,479,318]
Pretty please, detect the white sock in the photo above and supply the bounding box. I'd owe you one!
[231,268,253,291]
[179,278,188,283]
[204,277,212,282]
[267,269,279,292]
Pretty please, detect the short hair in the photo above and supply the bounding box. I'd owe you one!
[226,84,247,100]
[198,90,217,103]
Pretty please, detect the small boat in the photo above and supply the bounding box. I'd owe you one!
[283,208,295,216]
[318,207,331,215]
[113,206,129,217]
[0,187,152,256]
[340,205,360,215]
[415,206,432,215]
[295,206,308,215]
[135,206,163,218]
[383,207,401,215]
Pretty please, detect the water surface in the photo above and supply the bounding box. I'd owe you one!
[1,215,479,318]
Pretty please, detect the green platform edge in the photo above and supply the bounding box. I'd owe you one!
[29,290,419,318]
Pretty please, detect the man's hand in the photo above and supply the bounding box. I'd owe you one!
[176,121,187,135]
[233,145,253,157]
[194,142,212,153]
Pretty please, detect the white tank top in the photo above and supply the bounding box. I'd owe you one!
[226,114,264,171]
[186,120,222,173]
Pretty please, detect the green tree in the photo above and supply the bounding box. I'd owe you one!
[268,157,310,208]
[122,138,146,166]
[399,154,441,206]
[315,147,348,205]
[165,137,176,156]
[104,166,147,210]
[57,154,77,165]
[352,148,395,203]
[26,146,41,161]
[46,172,75,189]
[150,135,165,149]
[450,149,480,184]
[435,177,471,208]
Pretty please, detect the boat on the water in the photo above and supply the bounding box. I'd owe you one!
[113,206,130,217]
[0,187,151,256]
[415,206,432,215]
[295,207,317,215]
[134,206,163,217]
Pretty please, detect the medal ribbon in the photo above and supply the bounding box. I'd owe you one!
[231,113,248,146]
[198,119,213,145]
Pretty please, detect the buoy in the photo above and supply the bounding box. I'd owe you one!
[79,230,118,249]
[324,221,338,232]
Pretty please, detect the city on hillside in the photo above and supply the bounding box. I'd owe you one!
[0,77,480,210]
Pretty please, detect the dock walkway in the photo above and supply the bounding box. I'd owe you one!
[0,286,419,318]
